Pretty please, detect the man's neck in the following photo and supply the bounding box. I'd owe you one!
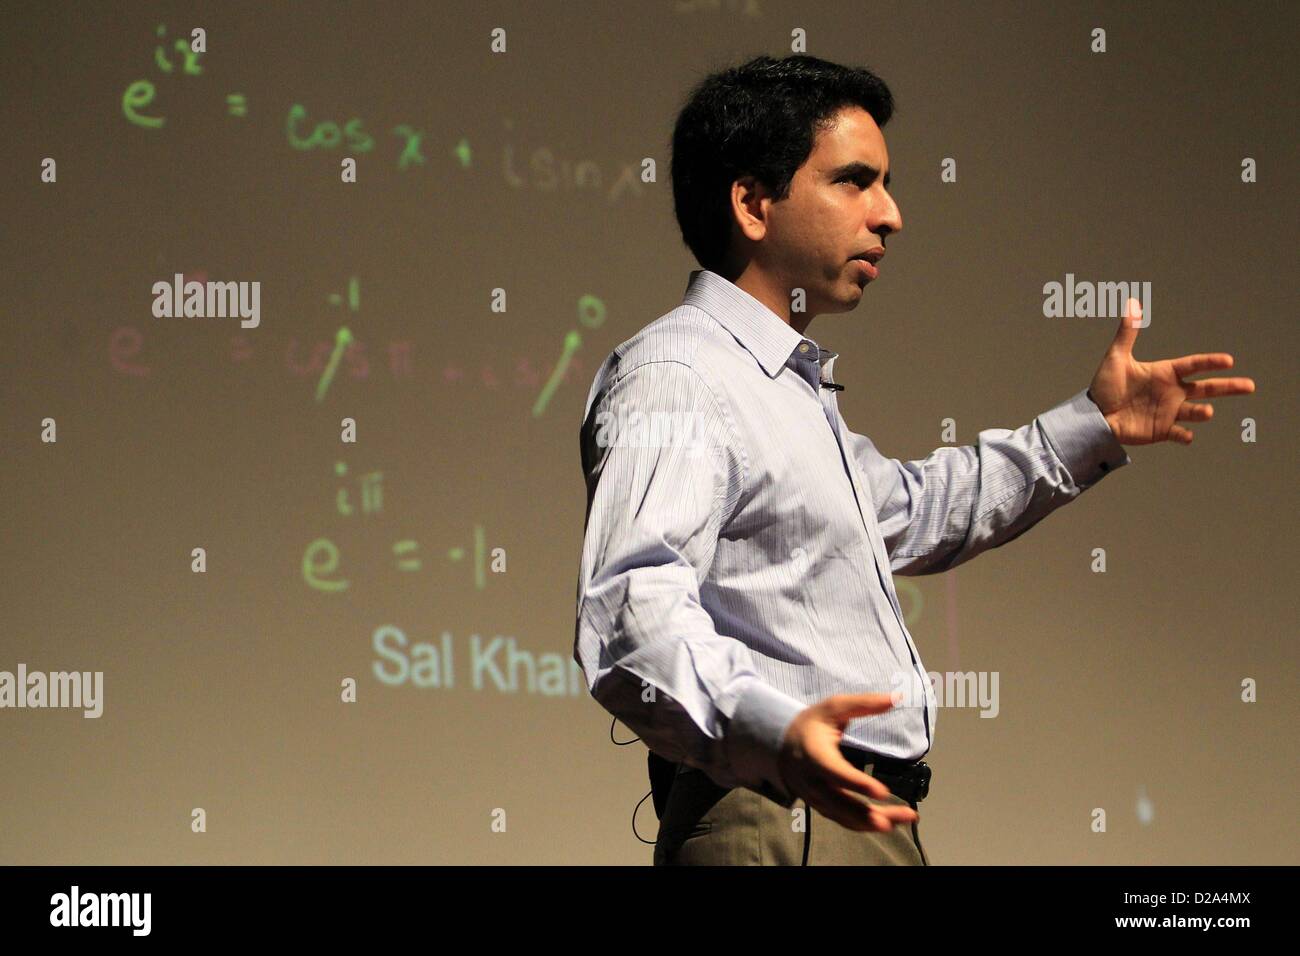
[728,265,815,336]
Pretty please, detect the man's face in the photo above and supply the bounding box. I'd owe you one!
[739,105,902,318]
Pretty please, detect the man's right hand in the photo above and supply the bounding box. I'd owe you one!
[775,693,920,832]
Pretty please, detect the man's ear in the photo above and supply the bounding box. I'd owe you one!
[731,175,769,244]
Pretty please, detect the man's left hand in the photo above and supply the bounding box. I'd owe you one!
[1088,298,1256,445]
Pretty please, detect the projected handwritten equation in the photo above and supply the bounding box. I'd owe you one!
[120,24,207,129]
[533,294,605,417]
[331,460,383,516]
[120,23,468,171]
[302,460,502,592]
[110,273,604,415]
[118,22,657,202]
[109,326,588,395]
[303,525,498,593]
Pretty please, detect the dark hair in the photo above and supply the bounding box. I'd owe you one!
[670,54,895,274]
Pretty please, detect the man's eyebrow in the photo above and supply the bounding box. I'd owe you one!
[826,161,890,187]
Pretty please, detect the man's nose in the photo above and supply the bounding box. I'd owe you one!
[874,192,902,237]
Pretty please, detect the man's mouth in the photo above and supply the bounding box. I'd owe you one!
[850,248,884,280]
[851,256,880,280]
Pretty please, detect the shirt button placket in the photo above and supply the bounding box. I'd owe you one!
[825,385,933,747]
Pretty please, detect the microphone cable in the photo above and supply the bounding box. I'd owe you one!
[609,718,658,845]
[802,800,811,865]
[610,718,817,860]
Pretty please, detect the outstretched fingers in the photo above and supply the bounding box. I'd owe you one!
[805,776,918,832]
[1182,376,1256,398]
[808,737,893,801]
[1171,352,1235,376]
[804,779,880,831]
[1176,401,1214,422]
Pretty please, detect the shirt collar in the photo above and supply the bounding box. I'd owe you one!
[682,269,837,379]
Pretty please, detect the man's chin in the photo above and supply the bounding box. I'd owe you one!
[836,279,868,310]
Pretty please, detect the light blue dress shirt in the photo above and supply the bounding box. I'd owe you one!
[574,268,1131,806]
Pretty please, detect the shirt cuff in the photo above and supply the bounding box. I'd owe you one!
[724,679,807,808]
[1038,388,1132,490]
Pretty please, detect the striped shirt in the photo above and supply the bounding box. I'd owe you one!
[574,268,1131,806]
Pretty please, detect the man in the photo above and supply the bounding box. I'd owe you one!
[573,54,1254,865]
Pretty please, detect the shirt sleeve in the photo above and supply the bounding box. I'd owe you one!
[574,359,806,807]
[843,388,1132,576]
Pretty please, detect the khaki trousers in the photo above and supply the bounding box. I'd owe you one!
[653,764,930,866]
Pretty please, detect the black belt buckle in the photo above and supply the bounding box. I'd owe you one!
[911,761,931,802]
[883,760,930,804]
[840,744,931,804]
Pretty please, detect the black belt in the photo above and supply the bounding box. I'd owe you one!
[647,746,931,821]
[838,743,932,806]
